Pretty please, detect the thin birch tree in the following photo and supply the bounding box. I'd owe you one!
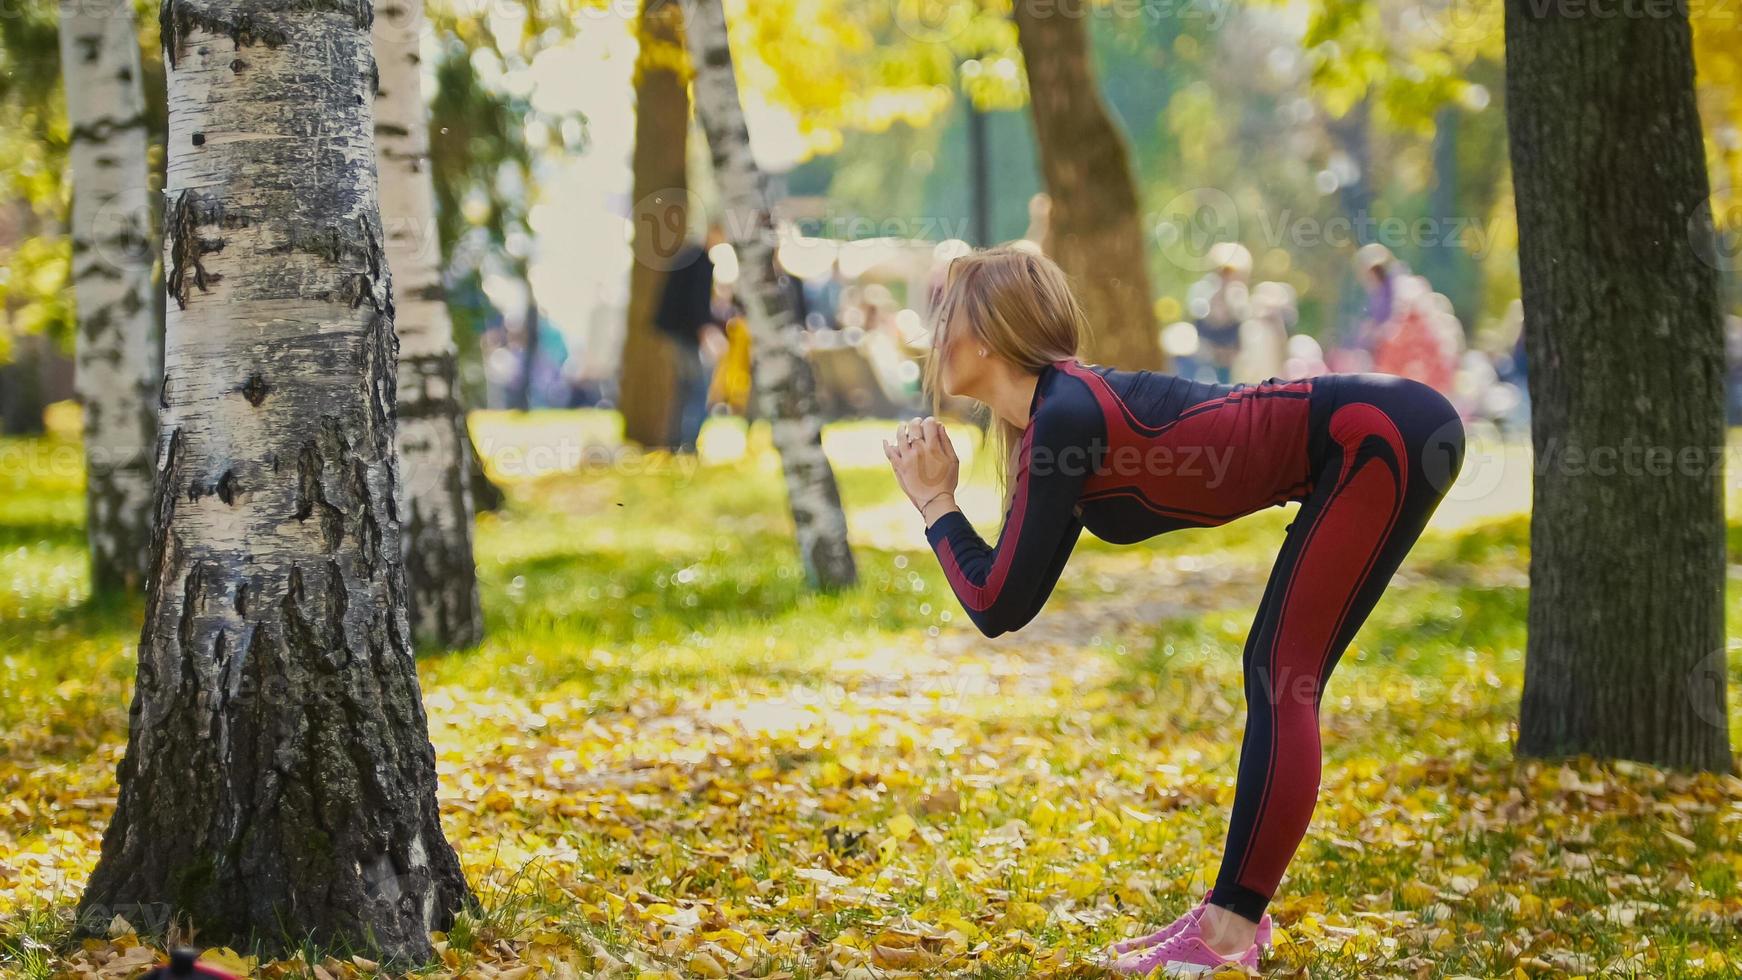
[679,0,856,589]
[374,0,483,648]
[59,0,159,592]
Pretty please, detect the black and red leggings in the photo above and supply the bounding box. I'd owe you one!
[1209,373,1464,919]
[924,362,1465,921]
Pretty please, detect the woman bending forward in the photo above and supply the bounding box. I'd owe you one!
[884,248,1465,976]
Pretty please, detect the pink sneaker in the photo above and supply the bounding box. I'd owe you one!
[1110,911,1261,977]
[1111,892,1272,956]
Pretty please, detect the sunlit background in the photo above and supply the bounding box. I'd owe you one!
[6,0,1736,439]
[5,0,1742,976]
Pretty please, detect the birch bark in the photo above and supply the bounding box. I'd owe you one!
[78,1,474,959]
[680,0,856,588]
[59,0,160,593]
[375,0,483,648]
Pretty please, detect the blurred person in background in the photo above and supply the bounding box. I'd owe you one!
[1342,244,1462,400]
[1330,242,1397,373]
[1160,319,1205,381]
[1282,333,1329,380]
[1233,281,1296,383]
[1022,193,1053,255]
[1477,299,1531,434]
[704,226,832,419]
[526,314,571,409]
[804,259,847,330]
[1371,274,1462,399]
[656,224,731,452]
[1187,242,1252,382]
[708,298,753,418]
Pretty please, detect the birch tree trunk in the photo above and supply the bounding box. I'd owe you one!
[374,0,483,649]
[681,0,856,589]
[1507,0,1731,770]
[59,0,160,594]
[78,0,474,959]
[619,0,689,449]
[1012,0,1160,371]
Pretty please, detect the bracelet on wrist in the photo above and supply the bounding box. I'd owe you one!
[920,490,955,518]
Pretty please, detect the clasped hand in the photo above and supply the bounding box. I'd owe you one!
[883,416,960,526]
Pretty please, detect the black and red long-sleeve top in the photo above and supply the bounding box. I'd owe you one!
[924,359,1318,636]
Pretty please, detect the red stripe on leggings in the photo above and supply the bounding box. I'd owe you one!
[1233,403,1406,895]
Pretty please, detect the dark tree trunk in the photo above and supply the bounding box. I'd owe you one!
[1013,0,1160,370]
[1508,0,1731,771]
[467,431,504,511]
[1328,98,1373,241]
[512,279,538,412]
[1423,106,1474,323]
[1,203,51,436]
[619,0,689,450]
[966,96,991,247]
[0,340,48,435]
[78,0,475,960]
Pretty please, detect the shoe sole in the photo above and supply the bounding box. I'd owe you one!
[1159,962,1255,977]
[1113,918,1272,957]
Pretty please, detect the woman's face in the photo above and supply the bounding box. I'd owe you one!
[938,310,990,400]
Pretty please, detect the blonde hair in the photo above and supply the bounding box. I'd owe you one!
[923,246,1087,497]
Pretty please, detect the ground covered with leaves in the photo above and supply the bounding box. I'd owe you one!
[3,414,1741,978]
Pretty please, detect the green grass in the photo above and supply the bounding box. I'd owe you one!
[2,419,1740,977]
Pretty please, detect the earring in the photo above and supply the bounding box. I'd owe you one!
[978,347,987,357]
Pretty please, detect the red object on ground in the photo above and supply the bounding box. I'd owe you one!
[141,948,242,979]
